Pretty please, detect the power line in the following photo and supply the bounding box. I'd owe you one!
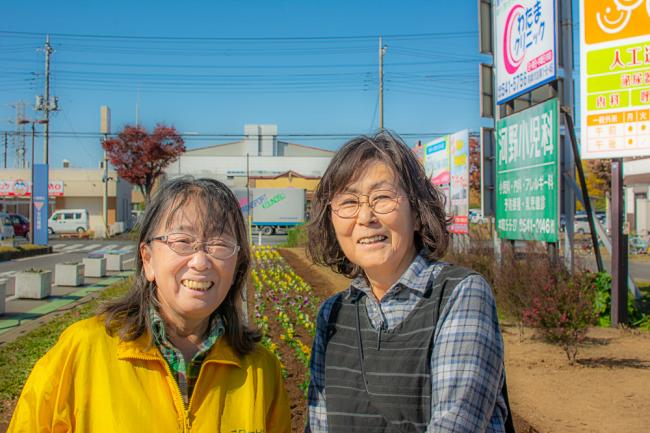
[0,30,477,42]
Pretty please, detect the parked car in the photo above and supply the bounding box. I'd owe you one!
[629,236,649,254]
[9,213,30,239]
[0,212,16,240]
[48,209,89,234]
[574,214,591,234]
[469,209,484,224]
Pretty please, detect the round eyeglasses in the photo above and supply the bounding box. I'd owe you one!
[147,233,240,260]
[329,190,407,219]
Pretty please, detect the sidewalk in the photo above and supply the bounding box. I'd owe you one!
[0,269,132,345]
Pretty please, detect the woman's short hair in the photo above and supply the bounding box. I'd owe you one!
[98,176,259,356]
[307,130,450,277]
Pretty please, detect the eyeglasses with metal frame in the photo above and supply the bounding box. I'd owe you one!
[147,233,240,260]
[329,189,407,219]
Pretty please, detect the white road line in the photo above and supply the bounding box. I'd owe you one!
[117,245,135,252]
[61,244,85,252]
[80,243,101,251]
[0,271,15,278]
[102,244,119,251]
[51,243,66,251]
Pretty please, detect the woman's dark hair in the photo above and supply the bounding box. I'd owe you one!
[307,130,450,277]
[98,176,260,356]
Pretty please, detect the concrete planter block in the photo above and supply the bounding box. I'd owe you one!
[15,269,52,299]
[55,262,85,287]
[104,253,125,271]
[83,257,107,278]
[0,238,17,248]
[0,279,7,315]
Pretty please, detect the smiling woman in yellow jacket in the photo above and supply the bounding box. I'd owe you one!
[8,177,291,433]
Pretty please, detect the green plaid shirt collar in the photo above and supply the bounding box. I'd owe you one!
[149,307,225,406]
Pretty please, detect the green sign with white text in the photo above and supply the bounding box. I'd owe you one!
[496,98,559,242]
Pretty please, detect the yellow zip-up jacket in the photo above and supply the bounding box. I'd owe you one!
[8,316,291,433]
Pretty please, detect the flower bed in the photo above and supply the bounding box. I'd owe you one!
[250,246,320,432]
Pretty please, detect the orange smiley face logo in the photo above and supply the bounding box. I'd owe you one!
[585,1,650,44]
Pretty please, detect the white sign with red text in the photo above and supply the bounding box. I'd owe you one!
[0,180,64,197]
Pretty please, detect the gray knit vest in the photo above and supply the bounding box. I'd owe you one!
[324,265,474,433]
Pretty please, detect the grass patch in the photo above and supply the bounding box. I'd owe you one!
[0,278,131,404]
[0,244,49,253]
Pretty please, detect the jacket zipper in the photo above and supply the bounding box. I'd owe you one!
[125,353,191,432]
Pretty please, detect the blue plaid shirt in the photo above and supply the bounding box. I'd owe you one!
[306,253,507,433]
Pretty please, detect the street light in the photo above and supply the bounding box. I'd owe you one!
[17,118,48,243]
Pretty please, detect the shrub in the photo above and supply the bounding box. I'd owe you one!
[446,236,599,362]
[285,224,307,247]
[522,269,597,364]
[592,271,648,327]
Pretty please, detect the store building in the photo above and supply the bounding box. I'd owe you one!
[625,157,650,236]
[164,124,336,188]
[0,167,132,236]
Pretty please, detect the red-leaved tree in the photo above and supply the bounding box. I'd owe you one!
[102,124,185,204]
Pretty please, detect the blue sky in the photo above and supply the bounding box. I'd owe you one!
[1,0,567,168]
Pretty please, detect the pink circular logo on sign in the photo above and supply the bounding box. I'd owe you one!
[503,4,526,75]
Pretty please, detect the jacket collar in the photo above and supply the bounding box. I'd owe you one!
[116,332,242,368]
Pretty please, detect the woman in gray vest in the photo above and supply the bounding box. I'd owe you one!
[305,131,514,433]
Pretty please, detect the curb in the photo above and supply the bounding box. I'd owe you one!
[0,246,53,263]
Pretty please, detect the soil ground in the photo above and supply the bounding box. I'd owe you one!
[280,247,650,433]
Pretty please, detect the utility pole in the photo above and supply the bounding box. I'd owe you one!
[42,35,53,164]
[12,101,26,168]
[246,153,252,246]
[100,106,111,239]
[378,36,387,129]
[3,132,7,168]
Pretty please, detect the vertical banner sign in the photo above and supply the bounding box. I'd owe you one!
[33,164,49,245]
[449,130,470,234]
[495,0,557,104]
[496,98,559,242]
[424,136,451,211]
[579,1,650,159]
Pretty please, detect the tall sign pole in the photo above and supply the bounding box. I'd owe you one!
[611,159,628,326]
[560,0,576,269]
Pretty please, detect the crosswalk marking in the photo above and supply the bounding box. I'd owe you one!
[80,243,101,251]
[61,244,85,252]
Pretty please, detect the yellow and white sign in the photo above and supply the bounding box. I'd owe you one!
[580,0,650,158]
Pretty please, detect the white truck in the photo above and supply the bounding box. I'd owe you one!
[233,188,306,235]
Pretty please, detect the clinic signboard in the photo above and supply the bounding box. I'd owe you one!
[496,98,559,242]
[579,1,650,159]
[494,0,557,104]
[449,130,469,234]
